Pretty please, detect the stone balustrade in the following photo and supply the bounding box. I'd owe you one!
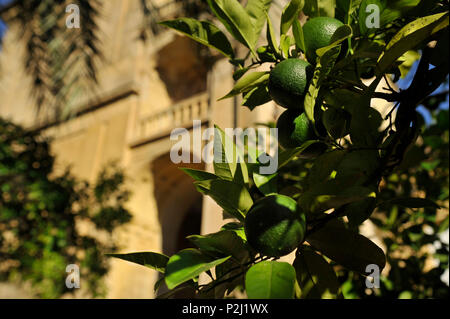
[132,92,210,146]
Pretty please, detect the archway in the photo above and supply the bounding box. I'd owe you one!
[151,153,204,256]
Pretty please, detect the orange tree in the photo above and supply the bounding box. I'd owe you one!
[110,0,449,298]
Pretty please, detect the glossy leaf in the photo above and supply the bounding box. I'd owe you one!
[165,249,230,290]
[187,230,248,261]
[336,0,362,24]
[298,180,376,214]
[278,140,321,169]
[315,24,352,57]
[292,19,306,52]
[253,171,278,195]
[266,12,280,56]
[220,72,270,100]
[220,222,247,241]
[245,261,296,299]
[345,196,377,227]
[306,222,386,274]
[180,168,218,182]
[213,126,249,184]
[306,150,346,186]
[242,85,272,110]
[280,0,305,35]
[107,252,169,273]
[194,179,253,221]
[280,34,292,58]
[207,0,257,53]
[376,12,449,77]
[159,18,234,59]
[334,149,380,186]
[246,0,273,41]
[294,246,341,299]
[304,45,341,122]
[303,0,336,18]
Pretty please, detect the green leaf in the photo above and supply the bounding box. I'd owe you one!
[345,196,377,227]
[298,180,376,214]
[253,171,278,195]
[187,230,248,261]
[213,126,249,184]
[306,222,386,274]
[315,24,352,57]
[292,19,306,53]
[220,72,270,100]
[220,222,247,241]
[294,246,341,299]
[343,100,382,147]
[280,34,292,58]
[304,26,350,123]
[246,0,273,41]
[245,261,296,299]
[336,0,362,24]
[381,0,424,26]
[233,67,251,81]
[180,168,218,182]
[378,197,440,209]
[107,252,169,273]
[159,18,234,59]
[165,249,230,290]
[280,0,305,35]
[194,179,253,221]
[335,149,380,185]
[242,85,272,111]
[307,150,346,186]
[278,140,321,169]
[266,12,280,56]
[207,0,257,54]
[376,12,449,77]
[154,276,165,293]
[397,50,421,78]
[304,0,336,18]
[304,45,341,122]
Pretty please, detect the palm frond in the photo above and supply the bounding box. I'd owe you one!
[2,0,102,121]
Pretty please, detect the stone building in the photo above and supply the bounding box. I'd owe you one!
[0,0,286,298]
[0,0,393,298]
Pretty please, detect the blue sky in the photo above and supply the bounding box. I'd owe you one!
[0,0,12,41]
[397,60,450,124]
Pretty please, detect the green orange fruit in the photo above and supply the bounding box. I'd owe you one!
[303,17,344,63]
[244,194,306,257]
[277,110,316,149]
[268,58,314,110]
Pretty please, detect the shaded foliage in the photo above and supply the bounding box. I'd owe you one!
[0,117,132,298]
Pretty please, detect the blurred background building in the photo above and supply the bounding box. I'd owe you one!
[1,0,437,299]
[0,0,291,298]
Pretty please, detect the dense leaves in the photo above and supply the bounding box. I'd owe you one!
[0,118,132,298]
[113,0,449,299]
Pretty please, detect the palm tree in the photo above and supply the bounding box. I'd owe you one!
[0,0,211,120]
[0,0,102,119]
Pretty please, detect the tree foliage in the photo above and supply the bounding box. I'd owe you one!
[0,117,132,298]
[108,0,450,299]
